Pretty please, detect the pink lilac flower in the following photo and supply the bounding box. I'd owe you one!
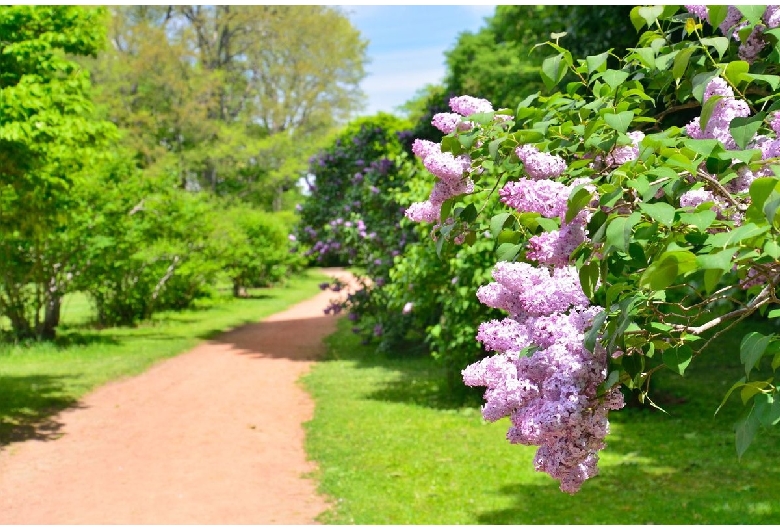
[685,4,709,22]
[680,188,717,209]
[429,177,475,204]
[432,112,473,134]
[765,5,780,28]
[449,95,494,117]
[412,139,439,160]
[422,151,472,182]
[466,258,621,493]
[404,200,439,223]
[719,6,744,38]
[402,302,414,314]
[526,223,588,267]
[738,25,767,63]
[499,178,570,218]
[605,131,645,167]
[515,145,567,180]
[685,77,750,149]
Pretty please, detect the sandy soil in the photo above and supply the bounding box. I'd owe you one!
[0,268,356,524]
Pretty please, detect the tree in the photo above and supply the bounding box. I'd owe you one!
[444,5,636,109]
[0,5,116,339]
[86,6,368,209]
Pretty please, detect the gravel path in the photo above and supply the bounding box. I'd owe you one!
[0,268,356,524]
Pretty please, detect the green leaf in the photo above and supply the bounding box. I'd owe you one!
[700,36,730,59]
[699,95,723,131]
[586,51,609,74]
[565,186,592,224]
[754,393,780,426]
[663,344,693,376]
[584,310,607,352]
[488,137,505,160]
[696,248,736,271]
[730,113,765,150]
[638,202,676,226]
[703,266,725,293]
[725,60,750,87]
[638,5,664,27]
[630,6,647,31]
[707,222,769,247]
[606,211,641,252]
[740,331,772,376]
[716,377,747,415]
[672,47,696,80]
[604,111,635,134]
[640,250,697,291]
[490,212,513,239]
[440,135,463,156]
[750,177,780,207]
[541,54,566,90]
[679,209,717,230]
[459,203,477,224]
[600,69,630,90]
[708,5,729,29]
[579,260,600,300]
[735,407,760,459]
[737,5,766,25]
[439,198,454,223]
[747,73,780,90]
[496,243,521,262]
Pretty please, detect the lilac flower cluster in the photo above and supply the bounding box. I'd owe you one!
[685,5,780,63]
[681,78,780,220]
[499,176,591,267]
[464,262,623,494]
[685,77,750,149]
[515,145,567,180]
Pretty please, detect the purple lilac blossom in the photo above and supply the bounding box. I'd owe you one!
[499,178,570,218]
[685,77,750,149]
[515,145,567,180]
[432,112,474,134]
[422,151,471,182]
[526,224,588,267]
[449,95,494,116]
[465,261,621,493]
[605,131,645,167]
[766,5,780,27]
[684,4,709,21]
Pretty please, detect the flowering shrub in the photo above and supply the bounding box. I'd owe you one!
[401,6,780,493]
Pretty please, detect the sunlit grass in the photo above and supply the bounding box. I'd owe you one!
[303,317,780,524]
[0,269,329,444]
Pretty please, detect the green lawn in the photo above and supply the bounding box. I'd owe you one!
[0,269,329,445]
[303,317,780,524]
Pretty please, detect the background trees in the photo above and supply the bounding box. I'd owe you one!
[0,5,367,339]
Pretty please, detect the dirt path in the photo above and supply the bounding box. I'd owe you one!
[0,268,356,524]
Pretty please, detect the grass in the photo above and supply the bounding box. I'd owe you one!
[0,268,330,445]
[302,316,780,524]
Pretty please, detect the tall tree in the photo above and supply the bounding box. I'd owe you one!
[0,5,116,339]
[86,5,368,209]
[444,5,636,108]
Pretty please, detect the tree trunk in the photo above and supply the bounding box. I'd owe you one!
[40,294,62,340]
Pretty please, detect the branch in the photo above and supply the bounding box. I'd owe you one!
[674,283,773,336]
[654,101,700,124]
[696,168,745,210]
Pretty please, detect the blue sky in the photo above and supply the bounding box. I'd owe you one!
[338,5,496,117]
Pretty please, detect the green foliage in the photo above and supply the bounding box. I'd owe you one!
[444,5,636,109]
[0,5,117,340]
